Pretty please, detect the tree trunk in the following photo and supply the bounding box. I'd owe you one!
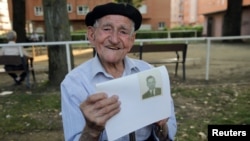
[222,0,242,41]
[42,0,73,86]
[12,0,27,42]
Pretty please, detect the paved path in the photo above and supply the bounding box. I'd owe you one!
[20,42,250,82]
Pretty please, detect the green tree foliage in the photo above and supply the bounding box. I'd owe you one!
[113,0,144,8]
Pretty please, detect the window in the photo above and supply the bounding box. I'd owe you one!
[67,4,72,13]
[139,4,147,14]
[158,22,165,30]
[34,6,43,16]
[77,5,89,15]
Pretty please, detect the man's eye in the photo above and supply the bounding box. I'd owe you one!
[103,28,111,31]
[120,30,129,35]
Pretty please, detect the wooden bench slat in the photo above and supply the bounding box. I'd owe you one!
[0,56,23,65]
[130,43,187,80]
[145,58,180,64]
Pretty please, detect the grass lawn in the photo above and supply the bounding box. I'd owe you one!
[0,83,250,141]
[172,84,250,141]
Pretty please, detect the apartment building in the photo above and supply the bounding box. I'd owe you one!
[0,0,11,35]
[5,0,250,37]
[6,0,208,35]
[199,0,250,37]
[6,0,171,34]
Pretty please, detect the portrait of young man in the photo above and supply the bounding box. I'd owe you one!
[142,75,162,99]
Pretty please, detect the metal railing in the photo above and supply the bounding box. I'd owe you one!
[1,35,250,80]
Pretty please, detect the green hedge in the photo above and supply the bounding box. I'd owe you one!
[0,37,7,43]
[0,26,203,43]
[136,26,203,39]
[71,34,86,41]
[69,26,203,40]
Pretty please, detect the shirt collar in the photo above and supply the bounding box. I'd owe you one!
[90,55,139,79]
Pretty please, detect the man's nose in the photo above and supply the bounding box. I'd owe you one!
[109,31,119,44]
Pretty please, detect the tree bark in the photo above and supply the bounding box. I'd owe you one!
[222,0,243,41]
[11,0,27,42]
[42,0,73,86]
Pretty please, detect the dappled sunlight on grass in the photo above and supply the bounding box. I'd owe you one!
[172,84,250,141]
[0,91,62,140]
[0,83,249,141]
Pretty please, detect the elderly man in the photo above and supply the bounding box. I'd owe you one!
[0,30,31,85]
[61,2,177,141]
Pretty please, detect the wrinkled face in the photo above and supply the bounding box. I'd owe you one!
[87,15,135,64]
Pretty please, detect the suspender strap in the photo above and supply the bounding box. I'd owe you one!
[129,131,136,141]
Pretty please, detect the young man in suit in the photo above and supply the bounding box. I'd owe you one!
[143,75,162,99]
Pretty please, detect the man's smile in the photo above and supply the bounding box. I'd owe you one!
[106,46,121,50]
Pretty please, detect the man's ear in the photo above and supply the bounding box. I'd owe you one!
[87,26,95,43]
[127,33,136,52]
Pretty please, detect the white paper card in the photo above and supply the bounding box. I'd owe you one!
[96,66,171,141]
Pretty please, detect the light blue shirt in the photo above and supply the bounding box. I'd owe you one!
[61,55,177,141]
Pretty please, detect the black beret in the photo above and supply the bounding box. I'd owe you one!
[85,2,142,31]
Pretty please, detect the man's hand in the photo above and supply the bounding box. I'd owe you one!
[79,93,121,140]
[156,118,168,127]
[155,118,169,141]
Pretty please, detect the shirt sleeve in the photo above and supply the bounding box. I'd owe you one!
[167,98,177,140]
[60,73,89,141]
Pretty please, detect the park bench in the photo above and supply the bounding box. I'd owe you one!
[130,43,187,80]
[0,55,36,88]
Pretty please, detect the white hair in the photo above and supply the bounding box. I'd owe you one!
[6,30,17,41]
